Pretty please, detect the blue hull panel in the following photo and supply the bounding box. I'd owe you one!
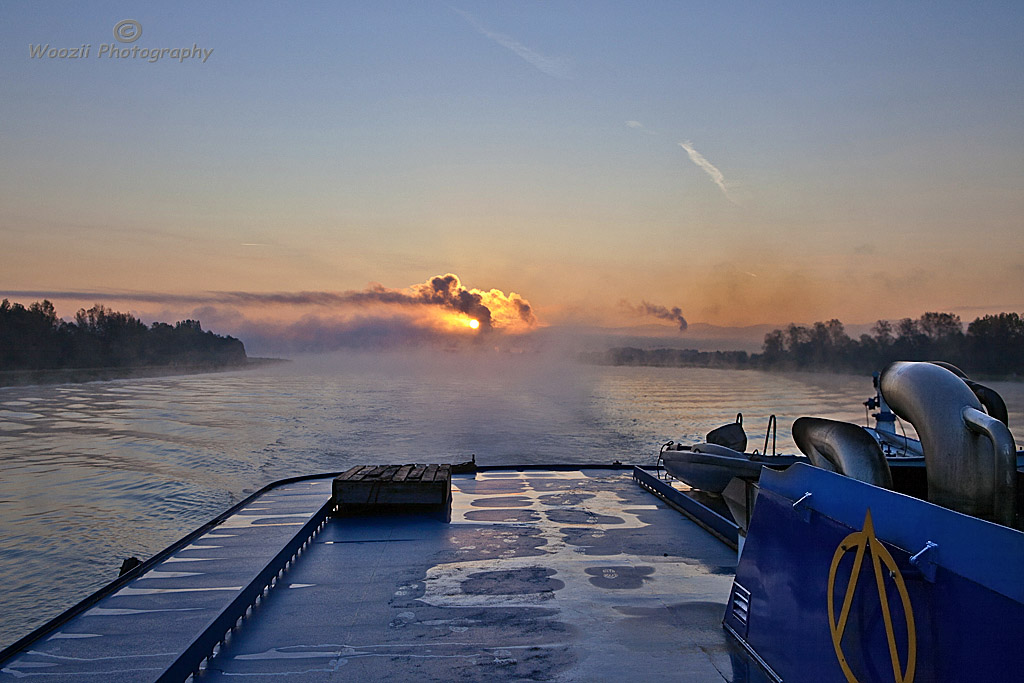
[726,463,1024,682]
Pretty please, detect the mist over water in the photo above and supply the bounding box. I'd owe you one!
[1,354,1022,649]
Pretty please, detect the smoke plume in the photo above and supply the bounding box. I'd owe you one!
[638,301,688,331]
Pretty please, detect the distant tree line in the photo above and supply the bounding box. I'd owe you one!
[590,312,1024,377]
[0,300,247,371]
[760,312,1024,375]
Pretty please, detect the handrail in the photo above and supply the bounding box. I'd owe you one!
[762,415,777,456]
[657,441,674,479]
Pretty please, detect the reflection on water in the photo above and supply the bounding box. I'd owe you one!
[1,355,1021,648]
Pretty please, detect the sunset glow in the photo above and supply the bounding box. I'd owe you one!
[1,4,1022,350]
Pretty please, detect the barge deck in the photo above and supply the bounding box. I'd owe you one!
[0,467,758,682]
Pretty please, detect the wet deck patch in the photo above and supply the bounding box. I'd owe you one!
[463,509,541,523]
[470,495,533,507]
[544,508,624,525]
[585,565,655,589]
[460,567,565,596]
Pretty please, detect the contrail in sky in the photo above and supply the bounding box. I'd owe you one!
[625,120,658,135]
[678,141,734,202]
[626,123,736,201]
[451,7,570,79]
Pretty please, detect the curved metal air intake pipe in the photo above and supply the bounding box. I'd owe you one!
[880,361,1017,526]
[792,417,893,488]
[928,360,967,378]
[965,380,1009,426]
[928,361,1009,426]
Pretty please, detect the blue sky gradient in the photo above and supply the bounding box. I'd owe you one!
[2,1,1023,335]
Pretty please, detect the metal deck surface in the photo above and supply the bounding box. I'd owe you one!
[0,479,334,681]
[2,469,762,682]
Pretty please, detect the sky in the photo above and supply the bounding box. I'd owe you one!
[2,2,1023,350]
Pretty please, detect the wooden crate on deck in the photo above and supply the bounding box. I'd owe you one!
[332,464,452,518]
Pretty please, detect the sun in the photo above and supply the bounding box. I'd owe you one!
[468,319,480,329]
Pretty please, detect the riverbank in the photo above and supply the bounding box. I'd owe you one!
[0,357,287,388]
[582,348,1022,382]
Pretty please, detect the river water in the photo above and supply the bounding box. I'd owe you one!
[1,353,1022,649]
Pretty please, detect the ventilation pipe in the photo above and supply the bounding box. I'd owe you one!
[880,361,1016,526]
[792,417,893,488]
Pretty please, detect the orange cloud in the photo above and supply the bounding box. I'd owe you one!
[5,274,539,352]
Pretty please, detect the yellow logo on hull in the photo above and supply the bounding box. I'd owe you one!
[827,509,917,683]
